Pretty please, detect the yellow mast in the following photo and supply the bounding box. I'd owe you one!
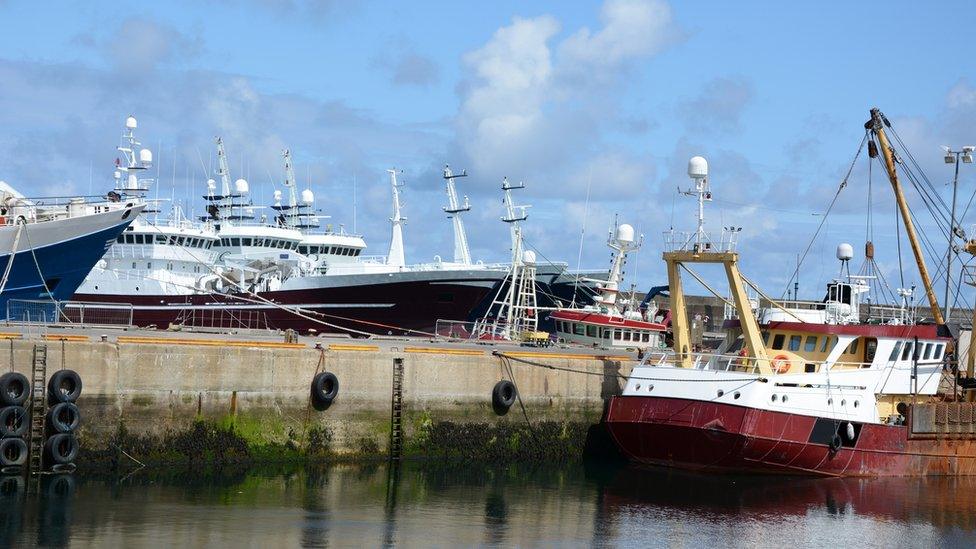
[868,108,945,326]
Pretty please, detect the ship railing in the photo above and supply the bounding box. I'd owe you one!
[5,299,134,328]
[662,228,739,254]
[639,349,878,376]
[434,319,520,342]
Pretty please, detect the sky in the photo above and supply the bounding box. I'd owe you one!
[0,0,974,307]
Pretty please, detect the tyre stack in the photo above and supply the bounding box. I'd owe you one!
[0,373,30,473]
[45,370,81,470]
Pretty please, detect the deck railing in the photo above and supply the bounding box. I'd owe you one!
[5,299,134,327]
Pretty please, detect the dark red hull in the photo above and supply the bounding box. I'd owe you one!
[73,278,497,335]
[605,396,976,476]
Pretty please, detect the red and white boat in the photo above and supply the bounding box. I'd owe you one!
[549,223,667,350]
[607,113,976,476]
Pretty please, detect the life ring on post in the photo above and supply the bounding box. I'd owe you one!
[771,354,791,374]
[737,348,751,367]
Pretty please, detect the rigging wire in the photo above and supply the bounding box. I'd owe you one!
[781,131,868,297]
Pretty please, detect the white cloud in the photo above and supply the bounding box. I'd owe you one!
[559,0,678,69]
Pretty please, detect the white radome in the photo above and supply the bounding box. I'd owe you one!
[206,178,217,191]
[273,190,283,203]
[301,189,314,204]
[522,250,537,265]
[616,223,635,244]
[125,116,138,129]
[234,178,249,193]
[837,243,854,261]
[688,156,708,179]
[139,148,153,164]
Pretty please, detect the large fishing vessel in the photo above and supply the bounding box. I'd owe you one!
[607,110,976,476]
[0,119,145,315]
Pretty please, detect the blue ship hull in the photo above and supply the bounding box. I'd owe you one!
[0,219,133,316]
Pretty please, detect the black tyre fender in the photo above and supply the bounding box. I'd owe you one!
[310,372,339,406]
[0,372,30,406]
[47,402,81,433]
[0,405,28,437]
[492,380,517,410]
[44,433,79,465]
[0,437,28,467]
[829,432,843,452]
[48,370,82,403]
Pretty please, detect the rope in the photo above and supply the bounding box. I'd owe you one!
[0,223,23,297]
[20,221,70,323]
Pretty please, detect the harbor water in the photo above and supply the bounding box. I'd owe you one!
[4,462,976,548]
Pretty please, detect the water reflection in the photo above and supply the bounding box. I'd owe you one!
[1,462,975,547]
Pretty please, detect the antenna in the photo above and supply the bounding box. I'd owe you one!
[387,168,406,267]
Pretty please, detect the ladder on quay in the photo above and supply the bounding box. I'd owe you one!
[389,358,404,461]
[27,344,48,486]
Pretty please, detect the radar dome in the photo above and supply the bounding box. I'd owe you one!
[522,250,537,265]
[234,178,249,193]
[836,243,854,261]
[125,116,138,129]
[301,189,314,204]
[688,156,708,179]
[138,148,152,164]
[616,223,635,244]
[273,190,282,202]
[206,178,217,191]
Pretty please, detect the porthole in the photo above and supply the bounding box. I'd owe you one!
[841,399,846,406]
[717,390,725,397]
[782,395,789,403]
[733,392,741,399]
[828,398,833,405]
[771,394,778,402]
[635,384,641,391]
[854,400,859,408]
[648,384,654,392]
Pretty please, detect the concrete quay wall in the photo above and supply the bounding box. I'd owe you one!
[3,336,634,464]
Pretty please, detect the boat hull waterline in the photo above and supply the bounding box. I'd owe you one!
[605,395,976,477]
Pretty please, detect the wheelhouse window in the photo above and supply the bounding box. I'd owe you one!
[864,338,878,364]
[844,338,859,355]
[934,344,944,360]
[804,336,817,353]
[772,334,785,350]
[586,325,597,338]
[923,343,933,360]
[901,342,913,361]
[820,336,832,353]
[573,323,584,336]
[889,341,902,361]
[789,335,801,352]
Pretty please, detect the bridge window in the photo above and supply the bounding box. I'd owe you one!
[772,334,785,350]
[923,343,932,360]
[901,342,913,361]
[804,336,817,352]
[573,323,585,336]
[614,330,621,340]
[586,325,597,338]
[603,330,611,340]
[789,335,801,352]
[642,332,650,342]
[864,338,877,364]
[820,336,831,352]
[934,344,944,360]
[889,341,902,361]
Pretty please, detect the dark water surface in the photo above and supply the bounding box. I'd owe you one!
[3,462,976,548]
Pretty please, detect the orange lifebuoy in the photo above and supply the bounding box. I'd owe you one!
[771,354,791,374]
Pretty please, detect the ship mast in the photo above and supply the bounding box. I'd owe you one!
[594,222,642,310]
[282,149,299,228]
[501,177,529,263]
[442,165,471,265]
[387,169,406,267]
[868,108,945,325]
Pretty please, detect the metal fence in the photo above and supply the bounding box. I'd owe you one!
[5,299,134,327]
[173,307,270,330]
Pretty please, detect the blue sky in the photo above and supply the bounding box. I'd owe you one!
[0,0,974,308]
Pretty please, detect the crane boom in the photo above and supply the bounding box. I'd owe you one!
[869,107,945,325]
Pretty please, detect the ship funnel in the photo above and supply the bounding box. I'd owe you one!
[688,156,708,179]
[616,223,635,244]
